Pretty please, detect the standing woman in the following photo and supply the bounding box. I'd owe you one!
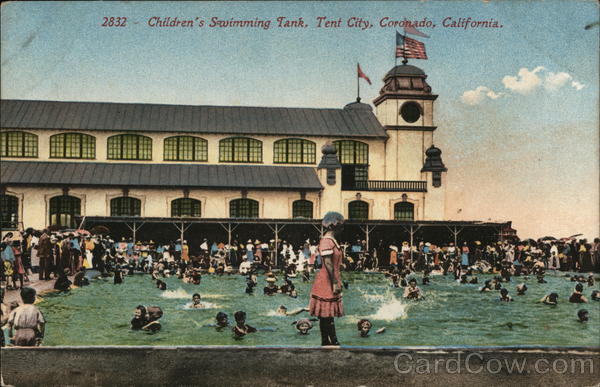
[309,212,345,346]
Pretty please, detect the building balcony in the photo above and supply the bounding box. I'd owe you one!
[345,180,427,192]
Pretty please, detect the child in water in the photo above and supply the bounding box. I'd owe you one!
[577,309,589,323]
[540,292,559,305]
[156,280,167,291]
[191,293,204,309]
[232,311,257,337]
[130,305,163,332]
[591,290,600,301]
[516,284,527,295]
[292,318,318,335]
[403,278,422,300]
[357,319,386,337]
[499,288,513,302]
[480,280,492,292]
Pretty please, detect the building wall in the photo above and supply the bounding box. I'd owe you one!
[3,180,447,230]
[0,129,389,180]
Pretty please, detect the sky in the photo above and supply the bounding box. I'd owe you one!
[1,1,598,239]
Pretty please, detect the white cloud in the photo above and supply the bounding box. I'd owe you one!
[462,67,584,105]
[460,86,503,105]
[544,72,572,91]
[571,80,585,90]
[501,66,545,94]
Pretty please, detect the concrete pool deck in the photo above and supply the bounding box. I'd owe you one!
[1,346,599,386]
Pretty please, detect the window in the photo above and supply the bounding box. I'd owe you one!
[50,133,95,159]
[107,134,152,160]
[164,136,208,161]
[49,196,81,229]
[400,102,421,123]
[0,131,38,157]
[0,195,19,229]
[333,140,369,189]
[394,202,414,221]
[274,139,316,164]
[219,137,262,163]
[229,198,259,218]
[171,198,201,217]
[110,197,141,216]
[348,200,369,220]
[292,200,313,218]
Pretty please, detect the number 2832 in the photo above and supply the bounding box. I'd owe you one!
[102,17,127,27]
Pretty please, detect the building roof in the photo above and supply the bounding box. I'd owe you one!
[0,99,388,139]
[384,64,426,78]
[0,161,323,191]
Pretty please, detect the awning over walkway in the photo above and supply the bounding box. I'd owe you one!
[0,161,323,190]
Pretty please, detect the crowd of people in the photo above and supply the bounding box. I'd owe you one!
[1,224,599,346]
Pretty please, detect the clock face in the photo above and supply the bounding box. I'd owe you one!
[400,101,421,123]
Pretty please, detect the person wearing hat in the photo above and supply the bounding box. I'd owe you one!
[36,229,52,281]
[293,318,317,335]
[309,211,345,346]
[263,277,279,296]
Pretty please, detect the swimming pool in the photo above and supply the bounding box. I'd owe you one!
[35,272,600,347]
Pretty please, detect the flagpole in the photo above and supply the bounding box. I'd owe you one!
[357,63,360,102]
[402,31,408,65]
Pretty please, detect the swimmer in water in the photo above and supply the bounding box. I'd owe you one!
[191,293,204,309]
[516,283,527,295]
[499,288,513,302]
[232,311,257,337]
[591,290,600,301]
[577,309,589,323]
[216,312,229,330]
[569,283,588,303]
[480,280,492,292]
[469,277,478,284]
[357,319,386,337]
[276,305,309,316]
[131,305,148,330]
[292,318,318,335]
[156,280,167,291]
[537,274,547,284]
[540,292,559,305]
[357,319,372,337]
[587,275,595,287]
[403,278,422,300]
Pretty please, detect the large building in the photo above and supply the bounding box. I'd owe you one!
[0,63,511,247]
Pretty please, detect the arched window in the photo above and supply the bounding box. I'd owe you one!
[229,198,259,218]
[0,131,38,157]
[274,139,316,164]
[348,200,369,220]
[49,196,81,229]
[107,134,152,160]
[292,200,313,218]
[333,140,369,189]
[219,137,262,163]
[110,197,141,216]
[0,195,19,229]
[394,202,414,221]
[164,136,208,162]
[50,133,95,159]
[171,198,201,217]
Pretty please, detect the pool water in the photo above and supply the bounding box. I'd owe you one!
[37,272,600,347]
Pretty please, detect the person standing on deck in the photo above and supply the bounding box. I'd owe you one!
[309,212,345,346]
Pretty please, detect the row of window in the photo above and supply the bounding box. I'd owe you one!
[0,194,415,229]
[0,132,367,165]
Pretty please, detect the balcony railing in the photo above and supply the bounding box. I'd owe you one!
[348,180,427,192]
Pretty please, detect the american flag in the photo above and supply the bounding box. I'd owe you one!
[396,32,428,60]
